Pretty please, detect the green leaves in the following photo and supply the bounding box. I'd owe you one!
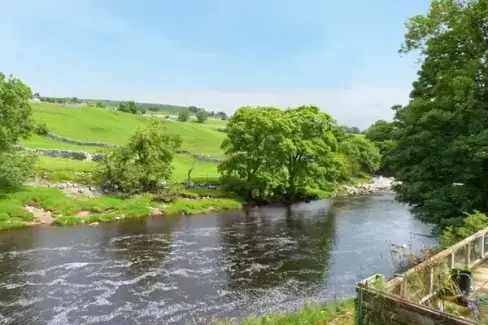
[219,105,379,202]
[98,119,182,194]
[389,0,488,227]
[0,72,33,152]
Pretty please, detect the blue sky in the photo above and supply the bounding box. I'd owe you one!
[0,0,429,128]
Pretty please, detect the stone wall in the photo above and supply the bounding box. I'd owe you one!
[46,133,115,148]
[20,133,224,163]
[13,145,96,161]
[177,150,222,163]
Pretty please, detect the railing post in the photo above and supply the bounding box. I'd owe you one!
[450,251,455,269]
[429,268,434,294]
[481,235,485,259]
[466,243,471,268]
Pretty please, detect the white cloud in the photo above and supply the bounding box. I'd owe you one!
[139,84,411,128]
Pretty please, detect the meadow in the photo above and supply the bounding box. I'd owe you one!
[20,103,224,183]
[24,103,227,157]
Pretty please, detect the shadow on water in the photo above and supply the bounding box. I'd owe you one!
[0,193,434,325]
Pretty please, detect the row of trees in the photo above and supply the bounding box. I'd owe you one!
[218,106,380,203]
[117,101,147,115]
[178,108,210,123]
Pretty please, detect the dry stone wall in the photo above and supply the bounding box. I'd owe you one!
[13,145,100,161]
[16,133,223,163]
[46,133,116,148]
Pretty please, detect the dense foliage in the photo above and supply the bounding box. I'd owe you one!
[196,109,209,123]
[178,110,190,122]
[388,0,488,227]
[0,73,34,151]
[364,118,397,176]
[98,119,182,194]
[118,100,146,114]
[0,73,36,188]
[340,135,381,177]
[218,106,380,202]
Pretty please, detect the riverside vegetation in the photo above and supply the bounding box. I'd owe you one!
[0,73,383,230]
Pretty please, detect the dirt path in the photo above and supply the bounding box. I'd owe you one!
[24,206,54,224]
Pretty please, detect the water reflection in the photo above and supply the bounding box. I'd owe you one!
[0,193,433,325]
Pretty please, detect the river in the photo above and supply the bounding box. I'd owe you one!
[0,192,433,325]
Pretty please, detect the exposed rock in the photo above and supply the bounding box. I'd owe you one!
[342,176,398,196]
[76,211,90,217]
[24,206,54,224]
[149,208,163,217]
[26,180,101,197]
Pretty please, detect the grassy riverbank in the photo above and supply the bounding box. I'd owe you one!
[0,186,243,229]
[0,173,371,230]
[223,299,355,325]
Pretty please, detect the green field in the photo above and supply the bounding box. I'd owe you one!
[34,154,219,184]
[15,103,224,184]
[27,103,226,157]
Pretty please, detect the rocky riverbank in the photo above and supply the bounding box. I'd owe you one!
[26,176,398,200]
[343,176,398,196]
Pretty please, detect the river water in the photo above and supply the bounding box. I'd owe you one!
[0,192,433,325]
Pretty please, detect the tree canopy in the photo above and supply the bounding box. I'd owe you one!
[389,0,488,227]
[0,73,34,152]
[99,119,182,193]
[196,109,209,123]
[0,72,36,188]
[218,106,379,202]
[178,110,190,122]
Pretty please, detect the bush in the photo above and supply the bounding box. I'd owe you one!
[98,119,182,194]
[34,123,49,136]
[440,211,488,247]
[0,152,36,189]
[178,110,190,122]
[196,109,208,123]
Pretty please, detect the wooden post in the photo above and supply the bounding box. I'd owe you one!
[450,251,455,269]
[466,243,471,268]
[429,268,434,294]
[481,235,485,259]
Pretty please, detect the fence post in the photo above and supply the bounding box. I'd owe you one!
[481,235,485,259]
[466,243,471,268]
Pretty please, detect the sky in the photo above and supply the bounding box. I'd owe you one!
[0,0,429,128]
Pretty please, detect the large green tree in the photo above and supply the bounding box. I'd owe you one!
[391,0,488,227]
[0,73,36,188]
[219,106,344,202]
[277,106,340,200]
[0,73,33,151]
[218,106,283,200]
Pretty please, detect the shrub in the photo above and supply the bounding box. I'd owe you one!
[177,110,190,122]
[34,123,49,136]
[440,211,488,247]
[196,109,208,123]
[0,152,36,189]
[98,119,182,194]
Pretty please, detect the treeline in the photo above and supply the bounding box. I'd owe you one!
[364,0,488,230]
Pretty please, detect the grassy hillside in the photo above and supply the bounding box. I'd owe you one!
[34,155,219,183]
[25,103,226,157]
[16,103,223,184]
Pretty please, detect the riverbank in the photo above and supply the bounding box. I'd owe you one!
[222,299,355,325]
[0,176,395,230]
